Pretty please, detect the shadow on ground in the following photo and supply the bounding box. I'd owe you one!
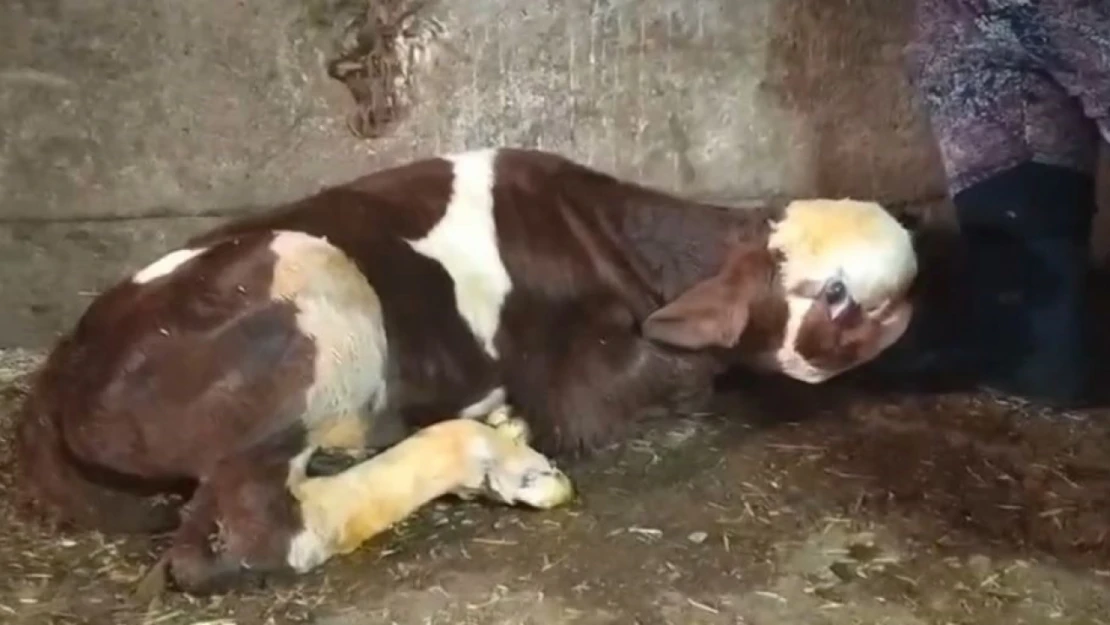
[2,341,1110,624]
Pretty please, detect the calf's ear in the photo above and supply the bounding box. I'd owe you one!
[641,244,762,350]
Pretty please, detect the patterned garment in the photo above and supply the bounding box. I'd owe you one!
[907,0,1110,194]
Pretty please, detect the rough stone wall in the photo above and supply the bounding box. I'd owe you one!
[0,0,1104,346]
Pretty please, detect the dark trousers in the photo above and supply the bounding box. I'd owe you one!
[896,0,1109,405]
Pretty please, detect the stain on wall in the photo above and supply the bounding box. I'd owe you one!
[763,0,947,204]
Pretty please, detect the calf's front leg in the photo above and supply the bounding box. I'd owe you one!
[287,416,573,572]
[147,416,572,595]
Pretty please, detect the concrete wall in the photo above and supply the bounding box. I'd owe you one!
[0,0,1103,346]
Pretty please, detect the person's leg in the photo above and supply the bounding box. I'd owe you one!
[981,0,1110,403]
[876,0,1103,407]
[954,163,1096,405]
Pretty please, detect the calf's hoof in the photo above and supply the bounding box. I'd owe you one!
[522,470,575,510]
[479,427,576,510]
[484,407,531,445]
[163,549,274,596]
[133,556,171,603]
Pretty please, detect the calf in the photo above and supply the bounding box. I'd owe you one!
[15,147,916,593]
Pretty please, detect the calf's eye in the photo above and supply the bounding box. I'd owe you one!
[825,280,848,307]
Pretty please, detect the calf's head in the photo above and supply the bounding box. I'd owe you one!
[642,198,916,383]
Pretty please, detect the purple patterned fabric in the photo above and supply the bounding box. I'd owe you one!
[907,0,1110,194]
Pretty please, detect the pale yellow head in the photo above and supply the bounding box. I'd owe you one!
[768,198,917,311]
[764,198,917,382]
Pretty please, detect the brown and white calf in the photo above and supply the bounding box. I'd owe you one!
[15,147,916,594]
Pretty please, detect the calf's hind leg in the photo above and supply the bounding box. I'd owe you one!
[156,437,306,595]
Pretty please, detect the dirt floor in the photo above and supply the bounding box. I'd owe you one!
[2,347,1110,625]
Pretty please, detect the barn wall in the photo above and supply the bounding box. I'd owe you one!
[0,0,1105,346]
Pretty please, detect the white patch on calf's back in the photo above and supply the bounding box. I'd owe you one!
[268,231,390,430]
[132,247,206,284]
[407,148,512,358]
